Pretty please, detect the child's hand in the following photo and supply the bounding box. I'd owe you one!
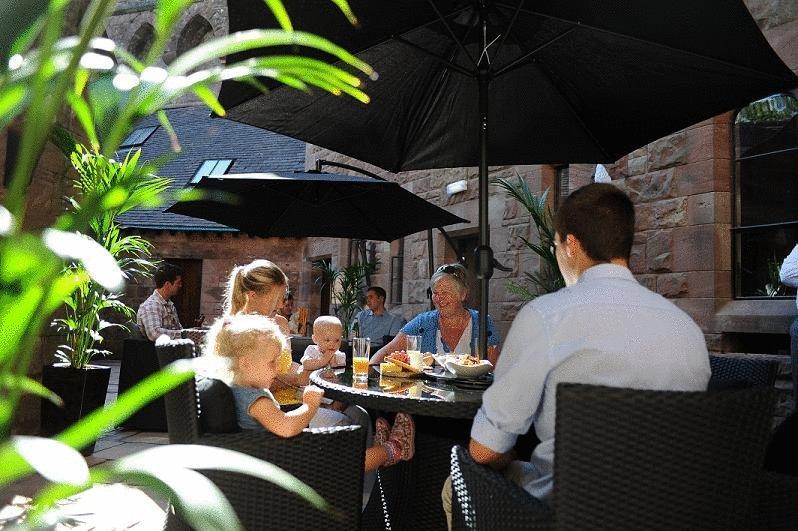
[302,385,324,408]
[329,400,347,412]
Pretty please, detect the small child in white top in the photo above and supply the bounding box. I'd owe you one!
[301,315,347,370]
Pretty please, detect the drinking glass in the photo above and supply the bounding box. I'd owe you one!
[406,334,423,369]
[352,337,370,380]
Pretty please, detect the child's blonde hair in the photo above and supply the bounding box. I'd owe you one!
[313,315,343,337]
[204,314,287,384]
[224,259,288,315]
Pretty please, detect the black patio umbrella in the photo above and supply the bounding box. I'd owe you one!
[166,171,468,241]
[218,0,798,357]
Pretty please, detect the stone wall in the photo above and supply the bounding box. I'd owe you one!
[120,229,318,334]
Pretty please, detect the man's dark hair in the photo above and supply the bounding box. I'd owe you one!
[284,290,294,301]
[552,183,635,262]
[367,286,387,300]
[154,263,183,288]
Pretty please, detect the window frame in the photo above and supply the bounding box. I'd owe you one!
[119,126,157,148]
[731,93,798,300]
[189,158,234,184]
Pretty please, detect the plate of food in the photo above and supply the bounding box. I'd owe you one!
[436,354,493,378]
[378,358,422,378]
[383,351,434,372]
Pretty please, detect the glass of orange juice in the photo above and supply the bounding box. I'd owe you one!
[352,337,370,380]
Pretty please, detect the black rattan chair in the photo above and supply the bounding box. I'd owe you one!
[156,338,366,531]
[708,354,779,390]
[452,383,779,530]
[118,338,167,431]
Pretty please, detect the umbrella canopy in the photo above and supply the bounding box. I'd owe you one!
[218,0,798,358]
[220,0,797,169]
[165,171,468,241]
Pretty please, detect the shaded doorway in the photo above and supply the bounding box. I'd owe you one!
[168,258,202,327]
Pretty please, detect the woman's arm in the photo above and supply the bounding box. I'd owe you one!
[370,332,407,364]
[487,345,499,366]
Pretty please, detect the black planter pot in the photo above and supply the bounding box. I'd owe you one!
[41,363,111,456]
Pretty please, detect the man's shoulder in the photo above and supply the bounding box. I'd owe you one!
[137,292,160,312]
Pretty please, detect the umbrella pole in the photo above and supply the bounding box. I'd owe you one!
[428,228,435,310]
[476,40,492,360]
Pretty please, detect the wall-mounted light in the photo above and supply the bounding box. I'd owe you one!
[446,179,468,196]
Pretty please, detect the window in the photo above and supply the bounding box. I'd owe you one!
[555,165,570,208]
[119,126,157,148]
[390,256,403,304]
[190,159,233,183]
[732,93,798,299]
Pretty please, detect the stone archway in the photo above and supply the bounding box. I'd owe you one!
[128,22,154,60]
[174,14,214,60]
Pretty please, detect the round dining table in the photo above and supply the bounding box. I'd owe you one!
[311,367,489,530]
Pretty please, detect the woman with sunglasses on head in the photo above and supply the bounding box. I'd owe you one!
[371,263,500,366]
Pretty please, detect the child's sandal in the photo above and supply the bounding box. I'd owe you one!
[389,412,415,462]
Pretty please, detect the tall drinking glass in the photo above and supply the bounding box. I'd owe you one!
[406,334,423,370]
[352,337,370,380]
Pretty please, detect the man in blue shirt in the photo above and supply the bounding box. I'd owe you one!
[442,183,710,527]
[352,286,406,343]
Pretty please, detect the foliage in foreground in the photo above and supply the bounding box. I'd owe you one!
[0,0,372,527]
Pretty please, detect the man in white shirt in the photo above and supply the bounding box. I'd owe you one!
[779,244,798,403]
[136,263,183,341]
[442,183,710,527]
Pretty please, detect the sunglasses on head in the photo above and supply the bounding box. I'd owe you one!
[436,264,466,280]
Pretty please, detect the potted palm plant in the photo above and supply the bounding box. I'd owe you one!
[493,174,565,299]
[41,146,169,452]
[313,260,378,334]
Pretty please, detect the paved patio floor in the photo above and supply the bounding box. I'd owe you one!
[0,360,170,529]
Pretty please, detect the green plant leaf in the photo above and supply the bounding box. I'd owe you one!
[116,444,328,511]
[66,92,99,150]
[10,436,89,485]
[168,30,373,79]
[329,0,359,26]
[263,0,292,31]
[154,0,194,38]
[0,374,63,407]
[192,84,225,116]
[0,85,28,125]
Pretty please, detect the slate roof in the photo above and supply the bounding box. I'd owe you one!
[117,105,305,232]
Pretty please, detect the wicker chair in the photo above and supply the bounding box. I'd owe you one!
[155,338,366,531]
[451,383,779,530]
[118,338,167,431]
[708,354,779,390]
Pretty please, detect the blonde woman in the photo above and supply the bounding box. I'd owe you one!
[371,263,500,365]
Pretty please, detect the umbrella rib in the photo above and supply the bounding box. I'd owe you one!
[492,0,526,67]
[425,0,478,69]
[394,35,475,78]
[494,2,796,83]
[493,26,577,78]
[529,60,615,161]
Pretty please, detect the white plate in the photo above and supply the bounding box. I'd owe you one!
[443,358,493,378]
